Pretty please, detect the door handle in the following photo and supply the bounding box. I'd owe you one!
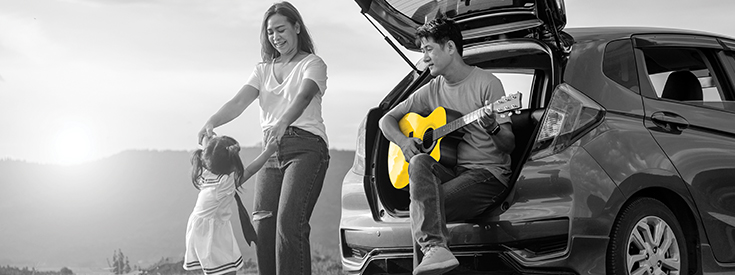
[651,112,690,131]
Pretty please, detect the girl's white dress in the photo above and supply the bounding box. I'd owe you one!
[183,170,243,275]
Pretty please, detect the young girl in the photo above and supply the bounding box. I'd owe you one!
[183,135,275,275]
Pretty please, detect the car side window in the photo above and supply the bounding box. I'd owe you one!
[604,39,639,93]
[640,47,729,107]
[721,50,735,98]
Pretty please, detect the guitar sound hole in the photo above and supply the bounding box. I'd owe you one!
[422,129,434,150]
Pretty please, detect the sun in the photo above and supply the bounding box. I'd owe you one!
[53,124,94,165]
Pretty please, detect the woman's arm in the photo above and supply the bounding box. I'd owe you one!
[198,84,259,144]
[263,79,321,145]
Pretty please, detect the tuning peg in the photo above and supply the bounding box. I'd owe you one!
[514,110,521,115]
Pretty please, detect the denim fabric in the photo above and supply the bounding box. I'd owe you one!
[252,127,330,275]
[408,153,506,250]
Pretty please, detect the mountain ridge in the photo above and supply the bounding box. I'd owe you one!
[0,148,355,270]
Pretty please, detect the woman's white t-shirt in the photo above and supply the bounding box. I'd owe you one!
[246,54,328,145]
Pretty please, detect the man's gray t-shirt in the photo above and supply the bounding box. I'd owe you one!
[390,67,512,186]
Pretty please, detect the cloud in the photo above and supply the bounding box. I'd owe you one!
[58,0,158,6]
[0,13,62,64]
[566,0,735,37]
[0,15,39,47]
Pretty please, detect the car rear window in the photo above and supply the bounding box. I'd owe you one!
[386,0,525,23]
[486,70,534,110]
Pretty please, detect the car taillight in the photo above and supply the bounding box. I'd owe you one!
[531,83,605,159]
[351,117,367,175]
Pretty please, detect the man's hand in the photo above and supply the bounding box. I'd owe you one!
[477,99,498,130]
[399,137,423,162]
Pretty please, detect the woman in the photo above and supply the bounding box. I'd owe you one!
[196,2,329,274]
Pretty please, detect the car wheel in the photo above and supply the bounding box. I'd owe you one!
[607,197,688,275]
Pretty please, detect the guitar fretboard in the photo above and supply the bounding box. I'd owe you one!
[432,105,490,142]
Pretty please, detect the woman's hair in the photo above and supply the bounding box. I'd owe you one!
[191,136,245,190]
[415,17,464,56]
[260,1,315,62]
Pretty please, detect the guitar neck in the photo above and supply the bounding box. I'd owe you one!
[432,105,490,142]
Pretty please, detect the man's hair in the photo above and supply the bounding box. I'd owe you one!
[416,17,463,56]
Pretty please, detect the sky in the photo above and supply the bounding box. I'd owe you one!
[1,0,734,165]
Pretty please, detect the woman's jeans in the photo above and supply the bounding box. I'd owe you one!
[253,127,330,275]
[408,153,507,252]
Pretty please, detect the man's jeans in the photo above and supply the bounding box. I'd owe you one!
[253,127,330,275]
[408,153,507,251]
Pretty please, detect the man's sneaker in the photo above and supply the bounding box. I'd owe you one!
[413,245,459,275]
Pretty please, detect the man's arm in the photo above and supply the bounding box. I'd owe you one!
[379,105,423,162]
[487,121,515,154]
[478,99,515,154]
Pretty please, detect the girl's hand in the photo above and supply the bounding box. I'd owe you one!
[264,123,287,148]
[263,139,278,153]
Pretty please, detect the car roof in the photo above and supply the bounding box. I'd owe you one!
[565,26,734,43]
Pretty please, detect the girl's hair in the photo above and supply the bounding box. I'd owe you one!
[191,136,245,190]
[260,1,315,62]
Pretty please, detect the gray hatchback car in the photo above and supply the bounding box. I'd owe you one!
[339,0,735,274]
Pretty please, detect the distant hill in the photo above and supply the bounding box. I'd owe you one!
[0,148,355,271]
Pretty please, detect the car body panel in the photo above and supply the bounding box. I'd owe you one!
[562,31,646,117]
[642,98,735,263]
[624,34,735,263]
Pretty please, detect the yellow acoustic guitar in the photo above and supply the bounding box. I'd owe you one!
[387,93,522,189]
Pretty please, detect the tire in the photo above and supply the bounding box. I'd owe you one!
[607,197,688,275]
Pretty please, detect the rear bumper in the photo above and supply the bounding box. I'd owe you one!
[340,222,608,275]
[340,217,608,274]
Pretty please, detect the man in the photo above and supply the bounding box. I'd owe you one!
[379,18,515,275]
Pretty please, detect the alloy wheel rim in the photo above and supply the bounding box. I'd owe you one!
[625,216,681,275]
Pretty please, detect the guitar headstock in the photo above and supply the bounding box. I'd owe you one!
[492,92,523,118]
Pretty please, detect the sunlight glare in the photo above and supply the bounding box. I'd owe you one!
[54,124,94,166]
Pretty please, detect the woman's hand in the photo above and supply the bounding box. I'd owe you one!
[264,122,287,148]
[198,124,215,145]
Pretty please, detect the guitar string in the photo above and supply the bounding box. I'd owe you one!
[431,94,520,141]
[433,105,490,141]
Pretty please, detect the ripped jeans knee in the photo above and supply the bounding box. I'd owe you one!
[252,210,273,222]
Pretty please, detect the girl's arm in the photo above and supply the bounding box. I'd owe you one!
[241,142,278,182]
